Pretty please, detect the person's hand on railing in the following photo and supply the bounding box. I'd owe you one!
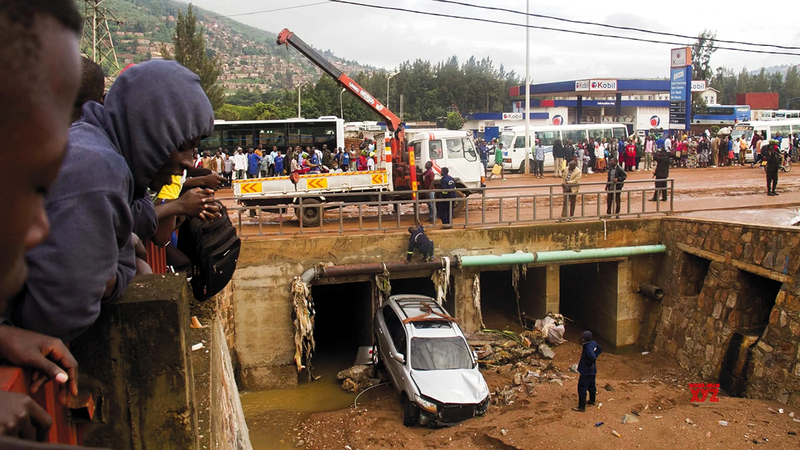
[0,391,51,441]
[0,326,78,405]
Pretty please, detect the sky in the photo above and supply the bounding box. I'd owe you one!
[189,0,800,84]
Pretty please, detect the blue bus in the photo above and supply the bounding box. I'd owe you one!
[692,105,751,125]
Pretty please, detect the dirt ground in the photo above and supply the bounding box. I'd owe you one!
[290,341,798,450]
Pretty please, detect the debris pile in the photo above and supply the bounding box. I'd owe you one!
[467,328,573,406]
[336,365,384,392]
[534,313,566,345]
[468,328,557,367]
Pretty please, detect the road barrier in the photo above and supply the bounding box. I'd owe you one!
[221,178,674,236]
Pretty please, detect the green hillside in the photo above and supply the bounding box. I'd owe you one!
[96,0,378,90]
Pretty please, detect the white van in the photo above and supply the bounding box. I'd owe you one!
[408,130,484,193]
[497,124,629,173]
[731,119,800,161]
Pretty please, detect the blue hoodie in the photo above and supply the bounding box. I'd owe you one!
[14,61,214,341]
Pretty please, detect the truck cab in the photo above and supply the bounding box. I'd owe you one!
[408,130,484,193]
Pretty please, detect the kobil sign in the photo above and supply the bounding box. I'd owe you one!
[575,79,617,92]
[669,47,692,131]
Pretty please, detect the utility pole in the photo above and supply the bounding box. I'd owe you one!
[298,85,302,118]
[524,0,531,175]
[81,1,121,79]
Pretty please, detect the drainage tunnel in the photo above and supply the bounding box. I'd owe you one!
[559,262,618,344]
[311,282,373,371]
[479,268,547,331]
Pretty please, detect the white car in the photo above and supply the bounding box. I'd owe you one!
[372,295,490,427]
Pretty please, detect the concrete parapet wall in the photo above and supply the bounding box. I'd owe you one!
[211,320,252,450]
[70,274,198,450]
[232,219,662,390]
[650,218,800,408]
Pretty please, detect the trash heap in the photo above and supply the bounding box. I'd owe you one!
[336,365,385,392]
[467,327,570,406]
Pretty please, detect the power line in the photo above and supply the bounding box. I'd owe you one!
[208,2,327,19]
[430,0,800,51]
[328,0,800,57]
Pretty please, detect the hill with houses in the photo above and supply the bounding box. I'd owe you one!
[103,0,378,93]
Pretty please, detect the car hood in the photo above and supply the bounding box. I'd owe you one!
[411,368,489,405]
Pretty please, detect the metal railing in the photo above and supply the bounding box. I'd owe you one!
[222,178,674,236]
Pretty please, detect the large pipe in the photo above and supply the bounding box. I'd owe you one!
[300,245,666,284]
[458,245,666,268]
[638,283,665,300]
[301,259,449,284]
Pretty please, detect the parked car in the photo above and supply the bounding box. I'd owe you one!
[372,294,490,427]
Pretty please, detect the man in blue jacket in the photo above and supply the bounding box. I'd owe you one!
[14,60,215,343]
[406,225,434,262]
[438,167,457,229]
[247,148,261,178]
[573,330,603,412]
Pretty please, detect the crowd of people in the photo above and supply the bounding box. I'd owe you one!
[192,141,382,187]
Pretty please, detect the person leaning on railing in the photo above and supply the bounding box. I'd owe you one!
[0,1,108,448]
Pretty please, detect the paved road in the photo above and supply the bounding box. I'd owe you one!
[219,165,800,237]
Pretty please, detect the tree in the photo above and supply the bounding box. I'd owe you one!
[444,111,464,130]
[691,30,717,121]
[164,4,224,110]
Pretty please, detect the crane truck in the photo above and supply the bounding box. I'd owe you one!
[232,29,482,227]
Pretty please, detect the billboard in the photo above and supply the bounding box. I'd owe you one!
[669,48,692,131]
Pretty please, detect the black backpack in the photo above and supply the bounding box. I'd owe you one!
[177,201,240,301]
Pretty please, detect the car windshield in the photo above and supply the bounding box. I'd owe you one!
[410,337,473,371]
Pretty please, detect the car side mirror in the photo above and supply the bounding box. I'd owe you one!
[392,352,406,364]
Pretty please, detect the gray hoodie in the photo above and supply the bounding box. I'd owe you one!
[14,61,214,341]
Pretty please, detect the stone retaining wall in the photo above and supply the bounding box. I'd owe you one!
[647,218,800,407]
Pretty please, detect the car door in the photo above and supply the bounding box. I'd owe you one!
[379,305,406,388]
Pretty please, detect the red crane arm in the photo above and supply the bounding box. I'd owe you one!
[276,29,401,132]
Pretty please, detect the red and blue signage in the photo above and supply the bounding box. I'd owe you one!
[552,115,564,125]
[650,115,661,127]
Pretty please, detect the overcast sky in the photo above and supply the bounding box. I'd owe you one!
[189,0,800,83]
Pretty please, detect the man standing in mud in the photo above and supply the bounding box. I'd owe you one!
[573,331,602,412]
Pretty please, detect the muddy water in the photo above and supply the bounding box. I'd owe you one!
[240,351,386,450]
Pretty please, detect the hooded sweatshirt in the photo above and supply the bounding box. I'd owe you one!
[15,60,214,341]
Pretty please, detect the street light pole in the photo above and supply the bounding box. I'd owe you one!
[387,71,398,109]
[340,88,346,120]
[524,0,531,175]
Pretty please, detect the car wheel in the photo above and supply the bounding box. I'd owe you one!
[402,394,419,427]
[371,340,383,370]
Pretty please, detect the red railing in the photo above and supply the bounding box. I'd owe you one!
[0,366,82,445]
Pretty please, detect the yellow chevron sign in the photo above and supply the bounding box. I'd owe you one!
[371,173,387,185]
[306,177,328,189]
[240,182,262,194]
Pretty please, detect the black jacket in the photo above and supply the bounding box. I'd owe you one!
[578,340,603,376]
[654,152,671,178]
[553,141,564,159]
[606,165,626,191]
[407,226,434,260]
[765,149,782,171]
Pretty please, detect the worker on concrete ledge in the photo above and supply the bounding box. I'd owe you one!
[573,330,603,412]
[406,225,434,262]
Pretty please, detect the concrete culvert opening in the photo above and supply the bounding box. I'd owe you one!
[560,262,618,346]
[479,270,519,330]
[311,282,373,377]
[719,270,782,397]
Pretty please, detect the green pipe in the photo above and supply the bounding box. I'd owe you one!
[458,245,666,267]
